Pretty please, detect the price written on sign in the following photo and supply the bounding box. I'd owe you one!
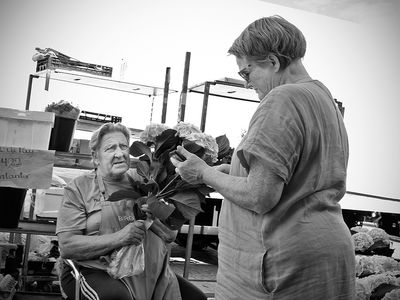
[0,146,55,189]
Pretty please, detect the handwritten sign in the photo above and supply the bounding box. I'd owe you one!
[0,146,55,189]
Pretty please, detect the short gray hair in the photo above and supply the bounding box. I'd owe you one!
[228,15,306,70]
[89,122,131,155]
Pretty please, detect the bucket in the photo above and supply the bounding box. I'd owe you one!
[0,187,27,228]
[48,116,77,152]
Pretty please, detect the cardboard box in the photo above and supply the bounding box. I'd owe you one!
[0,107,54,150]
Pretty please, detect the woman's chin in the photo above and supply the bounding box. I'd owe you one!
[111,164,129,177]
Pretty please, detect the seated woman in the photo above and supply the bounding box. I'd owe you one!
[56,122,206,300]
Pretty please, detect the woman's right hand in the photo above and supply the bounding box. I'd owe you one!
[119,220,146,246]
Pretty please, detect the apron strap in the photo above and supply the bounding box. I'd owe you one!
[96,169,108,201]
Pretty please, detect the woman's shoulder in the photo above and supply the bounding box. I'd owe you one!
[67,170,96,189]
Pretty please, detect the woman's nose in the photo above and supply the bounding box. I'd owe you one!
[114,148,124,157]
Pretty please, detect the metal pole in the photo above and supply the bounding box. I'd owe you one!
[178,52,191,122]
[161,67,171,123]
[183,217,196,279]
[200,81,211,132]
[25,74,39,110]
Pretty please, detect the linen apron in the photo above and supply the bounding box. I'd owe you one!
[77,171,181,300]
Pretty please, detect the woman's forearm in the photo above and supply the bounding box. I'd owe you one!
[202,163,283,214]
[58,231,124,260]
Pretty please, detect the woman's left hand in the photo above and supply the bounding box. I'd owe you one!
[170,146,209,184]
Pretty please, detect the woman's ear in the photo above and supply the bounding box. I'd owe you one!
[92,151,99,165]
[268,54,280,72]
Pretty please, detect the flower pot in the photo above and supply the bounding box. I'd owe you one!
[0,187,27,228]
[48,115,77,152]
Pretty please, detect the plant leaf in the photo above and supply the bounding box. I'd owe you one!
[130,141,152,161]
[168,191,203,220]
[147,196,175,221]
[173,201,202,220]
[216,134,231,159]
[182,140,205,158]
[108,189,142,202]
[136,160,151,180]
[154,129,179,158]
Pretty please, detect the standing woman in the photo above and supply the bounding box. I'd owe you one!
[172,16,355,299]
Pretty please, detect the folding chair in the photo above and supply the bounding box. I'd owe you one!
[62,259,81,300]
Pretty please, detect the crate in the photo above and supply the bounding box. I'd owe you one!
[35,188,64,220]
[36,56,113,77]
[0,108,54,150]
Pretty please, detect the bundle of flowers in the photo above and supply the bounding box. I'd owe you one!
[355,271,400,300]
[355,255,400,277]
[108,122,230,230]
[352,226,371,234]
[368,228,391,245]
[352,227,394,257]
[353,232,374,252]
[45,100,80,119]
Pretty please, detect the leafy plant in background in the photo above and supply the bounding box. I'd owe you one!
[45,100,80,119]
[108,122,232,230]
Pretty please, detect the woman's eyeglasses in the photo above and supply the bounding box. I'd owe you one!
[238,66,251,82]
[238,58,269,82]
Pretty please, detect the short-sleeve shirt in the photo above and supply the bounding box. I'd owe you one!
[216,79,354,299]
[56,169,136,236]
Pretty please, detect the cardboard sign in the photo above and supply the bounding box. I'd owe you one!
[0,146,55,189]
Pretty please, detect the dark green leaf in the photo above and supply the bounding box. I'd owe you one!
[169,191,202,212]
[108,189,142,202]
[136,160,151,180]
[182,140,205,158]
[154,129,179,158]
[156,168,168,185]
[147,197,176,221]
[164,209,187,230]
[150,160,163,181]
[130,141,152,161]
[216,134,231,159]
[173,201,203,220]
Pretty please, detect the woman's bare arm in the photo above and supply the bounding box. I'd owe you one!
[58,220,146,260]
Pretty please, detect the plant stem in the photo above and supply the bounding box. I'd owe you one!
[157,174,180,197]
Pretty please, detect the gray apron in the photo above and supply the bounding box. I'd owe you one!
[78,171,181,300]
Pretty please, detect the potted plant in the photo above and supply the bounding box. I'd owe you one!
[45,100,80,152]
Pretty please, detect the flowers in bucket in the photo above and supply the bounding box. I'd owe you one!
[45,100,80,119]
[108,122,224,230]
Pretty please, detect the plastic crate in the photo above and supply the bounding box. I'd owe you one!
[36,56,113,77]
[0,108,54,150]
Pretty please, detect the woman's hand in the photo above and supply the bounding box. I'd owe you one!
[119,220,146,246]
[213,163,230,174]
[170,146,209,184]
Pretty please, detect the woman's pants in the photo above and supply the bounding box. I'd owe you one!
[61,264,207,300]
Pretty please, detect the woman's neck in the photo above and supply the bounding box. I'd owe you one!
[279,59,311,85]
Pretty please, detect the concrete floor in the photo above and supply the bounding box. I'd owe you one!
[170,242,218,298]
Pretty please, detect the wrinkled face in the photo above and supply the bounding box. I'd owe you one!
[96,131,130,179]
[236,56,277,100]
